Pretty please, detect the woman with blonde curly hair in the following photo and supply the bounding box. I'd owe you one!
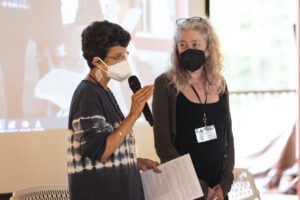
[152,17,235,200]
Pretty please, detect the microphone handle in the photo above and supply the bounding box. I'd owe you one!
[142,103,153,126]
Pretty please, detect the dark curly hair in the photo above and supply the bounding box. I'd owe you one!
[81,21,131,69]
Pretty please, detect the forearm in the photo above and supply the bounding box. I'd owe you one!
[199,178,209,198]
[219,136,235,195]
[219,164,234,195]
[100,113,138,162]
[153,116,180,162]
[219,83,235,195]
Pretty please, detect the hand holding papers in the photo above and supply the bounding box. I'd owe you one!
[141,154,203,200]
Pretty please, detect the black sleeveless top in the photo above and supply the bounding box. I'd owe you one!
[175,92,227,187]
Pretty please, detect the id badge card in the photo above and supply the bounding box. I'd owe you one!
[195,125,217,143]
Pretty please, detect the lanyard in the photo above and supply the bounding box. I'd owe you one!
[191,85,208,127]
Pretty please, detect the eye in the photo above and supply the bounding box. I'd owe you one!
[191,42,200,48]
[114,56,122,60]
[107,55,121,61]
[178,42,187,49]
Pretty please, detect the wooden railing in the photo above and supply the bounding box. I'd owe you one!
[229,89,296,95]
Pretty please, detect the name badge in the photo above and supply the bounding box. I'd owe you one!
[195,125,217,143]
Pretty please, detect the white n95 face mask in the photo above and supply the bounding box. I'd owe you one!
[97,57,131,82]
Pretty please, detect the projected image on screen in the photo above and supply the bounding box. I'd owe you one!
[0,0,183,133]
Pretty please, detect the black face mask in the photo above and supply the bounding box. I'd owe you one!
[179,49,206,72]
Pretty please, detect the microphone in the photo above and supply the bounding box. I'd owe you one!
[128,75,154,126]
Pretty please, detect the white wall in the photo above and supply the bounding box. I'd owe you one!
[0,125,158,194]
[189,0,206,17]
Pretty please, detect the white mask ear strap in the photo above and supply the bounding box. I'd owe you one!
[94,57,108,72]
[96,64,106,73]
[97,57,109,68]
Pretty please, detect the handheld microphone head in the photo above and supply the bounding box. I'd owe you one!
[128,75,141,93]
[127,75,154,126]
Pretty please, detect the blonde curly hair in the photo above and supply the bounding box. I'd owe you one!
[168,16,225,94]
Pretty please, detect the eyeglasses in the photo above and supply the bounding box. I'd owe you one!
[176,17,203,26]
[106,51,129,61]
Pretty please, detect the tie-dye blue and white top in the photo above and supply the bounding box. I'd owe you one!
[67,80,144,200]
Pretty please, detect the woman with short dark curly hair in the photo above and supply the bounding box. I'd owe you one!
[68,21,161,200]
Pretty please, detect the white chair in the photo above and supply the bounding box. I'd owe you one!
[228,168,261,200]
[10,184,69,200]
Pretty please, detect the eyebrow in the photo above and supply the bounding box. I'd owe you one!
[178,40,201,43]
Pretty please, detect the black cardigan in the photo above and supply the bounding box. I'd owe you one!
[152,72,235,198]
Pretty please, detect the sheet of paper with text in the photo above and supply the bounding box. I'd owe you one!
[141,154,203,200]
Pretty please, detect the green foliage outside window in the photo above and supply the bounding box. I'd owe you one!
[210,0,296,91]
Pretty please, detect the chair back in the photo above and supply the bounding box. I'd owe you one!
[228,168,261,200]
[10,184,69,200]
